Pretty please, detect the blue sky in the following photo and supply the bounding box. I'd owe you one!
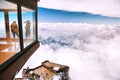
[38,7,120,25]
[38,0,120,18]
[38,0,120,25]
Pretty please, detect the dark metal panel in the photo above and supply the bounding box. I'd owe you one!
[17,3,24,50]
[35,6,38,41]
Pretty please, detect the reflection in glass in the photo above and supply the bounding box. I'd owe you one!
[22,7,36,47]
[24,20,31,39]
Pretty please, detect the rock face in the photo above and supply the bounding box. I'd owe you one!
[22,60,70,80]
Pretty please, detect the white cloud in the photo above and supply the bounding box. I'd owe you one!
[38,0,120,18]
[16,23,120,80]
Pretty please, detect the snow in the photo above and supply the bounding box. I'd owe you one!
[15,23,120,80]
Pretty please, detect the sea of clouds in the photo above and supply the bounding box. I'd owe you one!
[16,23,120,80]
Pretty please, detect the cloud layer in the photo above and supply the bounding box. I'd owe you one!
[38,0,120,18]
[16,23,120,80]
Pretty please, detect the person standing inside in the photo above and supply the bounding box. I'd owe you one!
[24,20,31,40]
[11,21,19,38]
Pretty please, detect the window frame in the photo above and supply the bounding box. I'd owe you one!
[0,1,39,79]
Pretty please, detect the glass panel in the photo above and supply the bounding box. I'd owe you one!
[21,7,36,48]
[9,12,19,38]
[0,1,20,65]
[0,12,6,38]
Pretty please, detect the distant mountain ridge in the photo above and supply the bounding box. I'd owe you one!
[38,7,120,24]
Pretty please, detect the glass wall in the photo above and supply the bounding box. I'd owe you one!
[0,0,38,66]
[21,7,36,48]
[0,1,20,65]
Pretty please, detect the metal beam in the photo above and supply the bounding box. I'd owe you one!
[4,11,10,40]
